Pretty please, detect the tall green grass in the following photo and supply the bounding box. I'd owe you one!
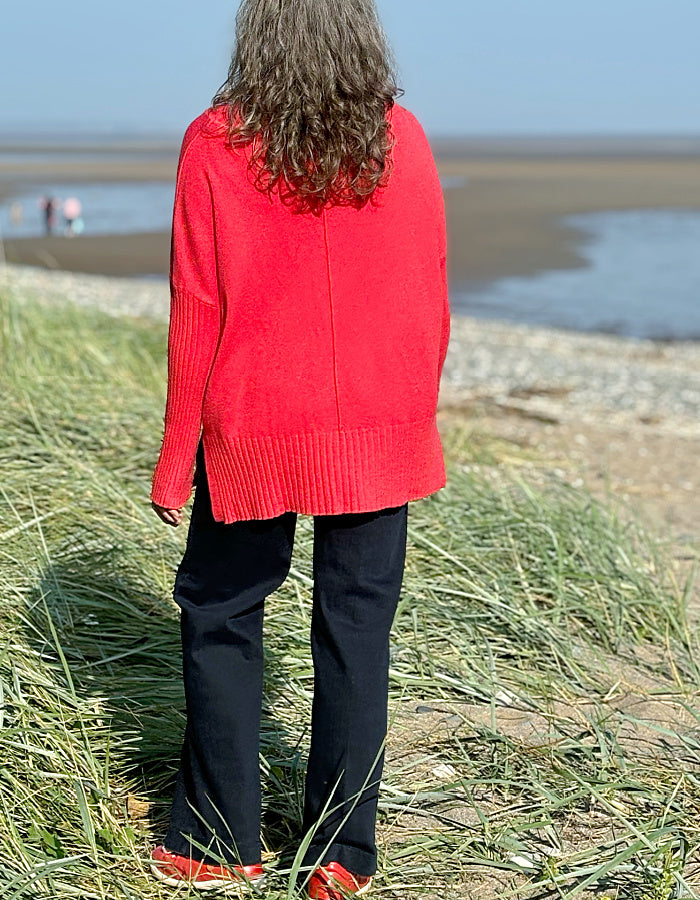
[1,283,698,899]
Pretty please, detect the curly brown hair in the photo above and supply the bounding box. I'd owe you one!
[211,0,403,210]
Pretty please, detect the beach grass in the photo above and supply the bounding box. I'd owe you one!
[1,282,698,899]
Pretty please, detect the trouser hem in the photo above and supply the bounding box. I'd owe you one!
[301,841,378,879]
[163,829,262,868]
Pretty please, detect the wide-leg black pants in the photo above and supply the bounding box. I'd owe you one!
[164,440,408,878]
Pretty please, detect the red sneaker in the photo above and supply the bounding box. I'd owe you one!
[308,861,373,899]
[149,844,266,892]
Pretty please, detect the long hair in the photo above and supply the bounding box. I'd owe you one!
[212,0,403,210]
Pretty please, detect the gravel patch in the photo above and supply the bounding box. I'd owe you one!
[441,314,700,436]
[4,262,699,436]
[2,263,170,321]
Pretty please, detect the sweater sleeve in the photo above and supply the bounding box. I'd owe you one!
[150,120,222,509]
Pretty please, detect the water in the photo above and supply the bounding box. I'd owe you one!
[439,175,469,190]
[2,177,698,341]
[0,181,175,238]
[0,175,466,240]
[455,208,700,341]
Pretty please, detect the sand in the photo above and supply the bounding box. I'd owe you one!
[3,231,171,277]
[0,155,177,276]
[3,149,700,281]
[439,156,700,284]
[0,157,177,185]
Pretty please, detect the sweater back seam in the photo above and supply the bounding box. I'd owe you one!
[322,208,343,431]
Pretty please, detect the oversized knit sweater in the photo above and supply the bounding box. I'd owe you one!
[150,101,450,522]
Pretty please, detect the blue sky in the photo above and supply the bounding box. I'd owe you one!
[1,0,698,136]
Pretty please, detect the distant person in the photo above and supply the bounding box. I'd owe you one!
[39,195,59,235]
[148,0,450,897]
[62,196,82,236]
[10,201,23,227]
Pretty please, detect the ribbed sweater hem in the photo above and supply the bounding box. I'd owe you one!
[195,415,446,522]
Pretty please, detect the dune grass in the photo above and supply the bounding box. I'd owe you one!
[0,281,699,899]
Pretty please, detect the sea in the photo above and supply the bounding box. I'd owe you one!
[1,136,699,342]
[452,207,700,342]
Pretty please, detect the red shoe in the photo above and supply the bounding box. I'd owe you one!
[308,861,373,899]
[150,844,265,892]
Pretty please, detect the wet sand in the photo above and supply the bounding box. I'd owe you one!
[2,231,171,277]
[0,156,177,276]
[0,157,177,184]
[2,150,700,280]
[440,156,700,285]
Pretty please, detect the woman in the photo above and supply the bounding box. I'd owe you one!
[148,0,450,896]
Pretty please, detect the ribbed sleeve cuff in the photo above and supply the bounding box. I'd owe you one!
[150,432,199,509]
[150,286,220,509]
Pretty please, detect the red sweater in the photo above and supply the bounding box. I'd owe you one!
[151,102,450,522]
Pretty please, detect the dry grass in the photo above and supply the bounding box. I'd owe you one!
[1,284,698,898]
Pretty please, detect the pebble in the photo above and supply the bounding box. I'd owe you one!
[441,308,700,437]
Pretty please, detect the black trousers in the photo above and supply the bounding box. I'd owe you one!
[164,441,408,877]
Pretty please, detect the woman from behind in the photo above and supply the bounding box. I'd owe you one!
[148,0,450,896]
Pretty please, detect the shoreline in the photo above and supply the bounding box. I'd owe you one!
[1,231,171,278]
[5,261,699,431]
[439,156,700,285]
[3,151,700,287]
